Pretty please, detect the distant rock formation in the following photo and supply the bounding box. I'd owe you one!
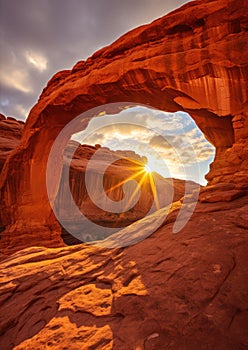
[59,141,155,245]
[58,141,197,245]
[0,114,24,173]
[0,0,247,252]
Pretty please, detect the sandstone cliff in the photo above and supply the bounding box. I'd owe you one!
[0,114,24,173]
[57,141,177,245]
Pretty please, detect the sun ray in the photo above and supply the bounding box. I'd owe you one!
[105,168,145,193]
[123,172,148,212]
[144,164,152,173]
[122,157,145,167]
[93,159,161,215]
[122,165,146,171]
[148,172,160,211]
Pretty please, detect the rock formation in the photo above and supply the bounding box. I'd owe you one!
[59,141,196,245]
[0,118,194,251]
[59,142,151,244]
[0,196,247,349]
[0,0,247,349]
[0,114,24,173]
[0,0,247,250]
[0,115,24,239]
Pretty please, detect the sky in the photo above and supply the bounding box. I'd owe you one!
[0,0,215,184]
[0,0,190,120]
[72,106,215,185]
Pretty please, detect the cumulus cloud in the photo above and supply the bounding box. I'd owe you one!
[71,106,215,184]
[149,129,214,165]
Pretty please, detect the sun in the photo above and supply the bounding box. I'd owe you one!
[105,157,160,212]
[144,164,152,173]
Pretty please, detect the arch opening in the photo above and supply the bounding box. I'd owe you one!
[72,106,215,185]
[54,105,215,245]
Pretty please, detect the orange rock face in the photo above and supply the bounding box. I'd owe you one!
[0,115,24,173]
[0,0,248,250]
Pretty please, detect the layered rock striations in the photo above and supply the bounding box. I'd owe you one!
[0,0,247,348]
[0,0,248,250]
[0,115,24,238]
[0,114,24,173]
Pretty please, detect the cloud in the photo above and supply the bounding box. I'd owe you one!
[71,107,215,184]
[25,51,48,71]
[0,0,214,184]
[146,111,193,134]
[73,107,215,164]
[149,127,215,166]
[14,104,30,119]
[0,0,189,120]
[0,68,31,93]
[149,135,174,149]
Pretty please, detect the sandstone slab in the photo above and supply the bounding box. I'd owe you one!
[0,196,247,349]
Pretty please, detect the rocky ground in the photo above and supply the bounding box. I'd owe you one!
[0,194,247,350]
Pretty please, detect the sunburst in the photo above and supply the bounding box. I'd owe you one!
[144,164,152,173]
[105,158,160,212]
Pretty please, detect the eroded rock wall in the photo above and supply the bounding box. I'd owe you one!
[0,114,24,173]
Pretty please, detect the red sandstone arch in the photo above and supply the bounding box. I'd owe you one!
[0,0,247,252]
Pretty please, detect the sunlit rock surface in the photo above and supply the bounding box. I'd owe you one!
[0,0,247,348]
[0,196,247,350]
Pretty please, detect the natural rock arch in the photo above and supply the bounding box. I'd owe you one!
[0,0,247,252]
